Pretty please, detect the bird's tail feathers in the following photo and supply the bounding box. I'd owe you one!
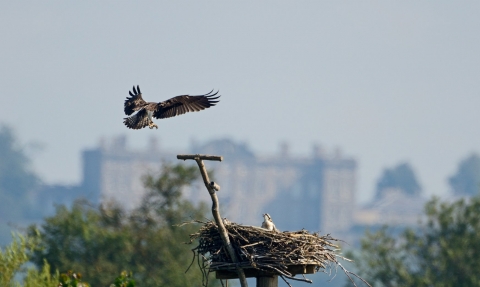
[123,110,150,130]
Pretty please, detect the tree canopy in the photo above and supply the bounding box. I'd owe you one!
[375,162,421,198]
[29,163,219,287]
[0,125,39,198]
[449,153,480,196]
[0,232,136,287]
[349,196,480,287]
[0,125,41,245]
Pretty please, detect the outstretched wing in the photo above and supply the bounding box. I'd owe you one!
[123,109,150,129]
[153,90,220,119]
[124,85,147,115]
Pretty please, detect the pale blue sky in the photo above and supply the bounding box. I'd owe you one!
[1,2,479,203]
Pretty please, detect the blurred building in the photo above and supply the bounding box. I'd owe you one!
[81,136,357,237]
[81,135,177,208]
[345,187,427,246]
[355,187,426,227]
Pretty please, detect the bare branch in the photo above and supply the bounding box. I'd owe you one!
[177,154,223,161]
[280,275,294,287]
[178,154,248,287]
[337,263,372,287]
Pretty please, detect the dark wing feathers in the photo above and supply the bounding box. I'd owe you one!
[124,85,147,115]
[123,86,220,129]
[153,90,220,119]
[123,108,150,130]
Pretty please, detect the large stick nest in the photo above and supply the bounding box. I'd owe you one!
[188,220,340,279]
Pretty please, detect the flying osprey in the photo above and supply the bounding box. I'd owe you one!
[123,85,220,130]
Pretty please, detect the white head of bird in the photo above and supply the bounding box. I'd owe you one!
[266,213,273,221]
[261,213,277,231]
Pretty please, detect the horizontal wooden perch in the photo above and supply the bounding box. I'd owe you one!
[177,154,223,161]
[216,264,319,279]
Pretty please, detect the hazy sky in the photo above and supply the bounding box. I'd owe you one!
[1,2,479,203]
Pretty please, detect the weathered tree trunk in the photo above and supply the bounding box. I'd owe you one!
[177,154,249,287]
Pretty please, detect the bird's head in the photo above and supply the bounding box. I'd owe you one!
[263,213,272,221]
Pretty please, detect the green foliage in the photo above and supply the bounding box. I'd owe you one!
[375,162,421,198]
[449,153,480,196]
[0,233,58,287]
[57,270,90,287]
[0,234,33,286]
[350,196,480,287]
[23,261,59,287]
[140,163,200,226]
[30,163,218,287]
[110,271,135,287]
[0,230,138,287]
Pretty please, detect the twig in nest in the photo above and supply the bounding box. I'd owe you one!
[183,220,370,287]
[185,249,196,273]
[280,275,294,287]
[337,263,372,287]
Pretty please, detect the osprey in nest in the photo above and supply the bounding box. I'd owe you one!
[123,85,220,130]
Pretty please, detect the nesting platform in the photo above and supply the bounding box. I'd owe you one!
[188,220,340,280]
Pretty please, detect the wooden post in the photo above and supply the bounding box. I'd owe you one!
[257,276,278,287]
[177,154,249,287]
